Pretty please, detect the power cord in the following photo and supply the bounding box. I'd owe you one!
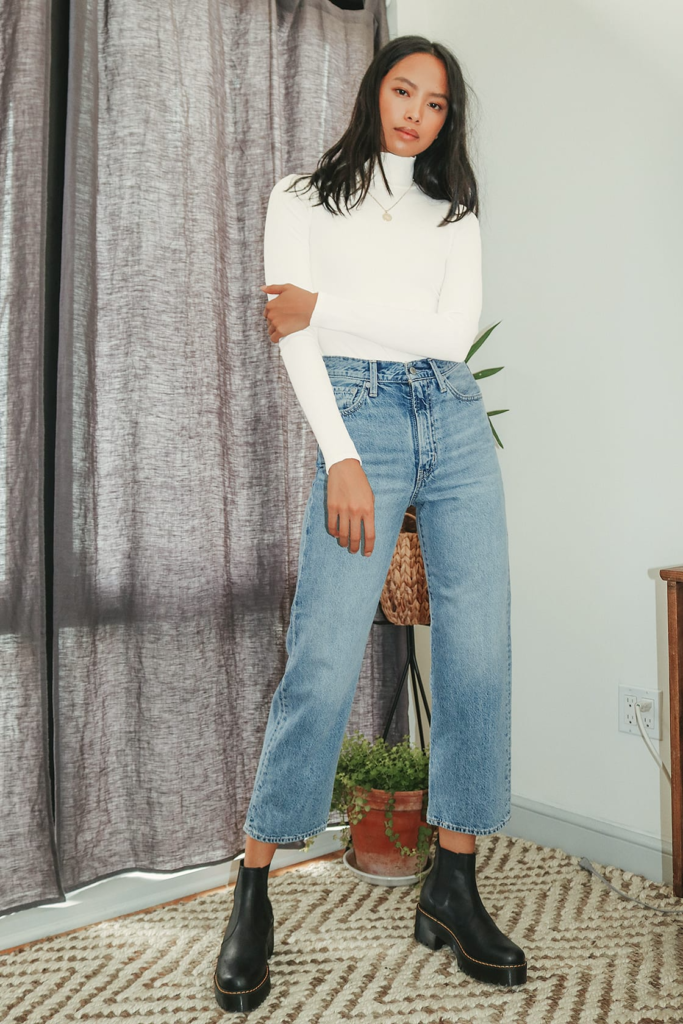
[578,698,682,913]
[632,699,671,783]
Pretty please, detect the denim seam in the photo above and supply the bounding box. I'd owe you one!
[249,501,315,810]
[250,686,286,806]
[425,384,437,473]
[415,505,511,834]
[407,384,423,506]
[425,811,512,836]
[332,381,371,417]
[243,819,330,845]
[281,505,317,706]
[414,506,435,828]
[442,375,483,401]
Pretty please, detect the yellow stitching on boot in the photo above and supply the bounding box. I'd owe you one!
[417,905,527,969]
[214,965,269,994]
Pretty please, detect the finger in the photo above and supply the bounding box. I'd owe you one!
[362,510,375,556]
[348,512,363,554]
[261,284,285,294]
[328,508,339,537]
[337,512,351,548]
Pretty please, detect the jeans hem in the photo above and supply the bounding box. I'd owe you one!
[426,810,511,837]
[243,820,330,844]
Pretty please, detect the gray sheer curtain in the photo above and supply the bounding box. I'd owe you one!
[49,0,407,897]
[0,2,63,914]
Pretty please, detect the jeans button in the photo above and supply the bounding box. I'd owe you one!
[408,366,416,375]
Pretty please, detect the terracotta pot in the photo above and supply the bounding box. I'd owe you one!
[348,786,433,877]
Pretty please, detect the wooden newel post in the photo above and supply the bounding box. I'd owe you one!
[659,566,683,897]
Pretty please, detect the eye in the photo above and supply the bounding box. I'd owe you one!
[394,88,444,111]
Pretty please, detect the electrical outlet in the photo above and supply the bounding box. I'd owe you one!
[618,685,662,739]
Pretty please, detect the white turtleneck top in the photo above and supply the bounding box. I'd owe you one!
[263,149,482,473]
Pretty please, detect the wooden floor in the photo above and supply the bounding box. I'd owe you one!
[1,850,346,956]
[172,849,346,902]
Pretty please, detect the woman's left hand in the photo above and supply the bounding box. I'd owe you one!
[260,283,318,343]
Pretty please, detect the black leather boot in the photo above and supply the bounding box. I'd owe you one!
[415,835,527,987]
[213,860,275,1013]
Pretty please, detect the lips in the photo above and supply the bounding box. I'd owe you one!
[395,127,418,139]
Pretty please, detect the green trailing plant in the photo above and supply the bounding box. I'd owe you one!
[383,790,433,872]
[301,731,432,884]
[466,320,508,448]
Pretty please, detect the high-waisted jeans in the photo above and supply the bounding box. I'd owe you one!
[244,355,511,842]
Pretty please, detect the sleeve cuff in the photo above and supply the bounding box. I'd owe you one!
[322,440,363,474]
[325,455,362,474]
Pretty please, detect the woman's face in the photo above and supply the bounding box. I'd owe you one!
[378,52,450,157]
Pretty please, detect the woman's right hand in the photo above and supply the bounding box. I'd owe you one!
[326,459,375,556]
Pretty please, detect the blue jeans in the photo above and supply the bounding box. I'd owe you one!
[244,356,511,842]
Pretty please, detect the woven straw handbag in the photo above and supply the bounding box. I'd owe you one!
[379,506,431,625]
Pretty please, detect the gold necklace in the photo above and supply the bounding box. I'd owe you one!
[367,182,413,221]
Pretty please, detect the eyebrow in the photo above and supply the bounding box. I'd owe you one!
[391,75,449,103]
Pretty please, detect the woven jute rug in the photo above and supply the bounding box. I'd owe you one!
[2,833,683,1023]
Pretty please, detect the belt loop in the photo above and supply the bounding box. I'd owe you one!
[428,357,447,392]
[369,359,378,397]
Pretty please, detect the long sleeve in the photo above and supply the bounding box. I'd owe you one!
[263,175,362,474]
[309,210,482,362]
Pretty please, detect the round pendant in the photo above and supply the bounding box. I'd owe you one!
[382,211,392,221]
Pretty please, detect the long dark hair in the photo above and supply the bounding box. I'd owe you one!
[287,35,479,226]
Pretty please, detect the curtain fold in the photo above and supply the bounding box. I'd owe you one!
[51,0,405,896]
[0,1,64,913]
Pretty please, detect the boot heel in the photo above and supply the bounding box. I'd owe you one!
[415,906,445,950]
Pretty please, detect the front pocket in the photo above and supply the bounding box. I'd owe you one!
[442,363,483,401]
[329,379,370,416]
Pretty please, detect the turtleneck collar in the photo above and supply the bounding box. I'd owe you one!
[370,149,416,189]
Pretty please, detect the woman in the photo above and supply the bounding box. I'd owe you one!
[214,35,527,1014]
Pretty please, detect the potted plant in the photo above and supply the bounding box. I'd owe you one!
[303,731,434,882]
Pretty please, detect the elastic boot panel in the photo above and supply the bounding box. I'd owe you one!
[214,861,275,1013]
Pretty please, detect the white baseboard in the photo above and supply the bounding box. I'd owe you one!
[0,800,675,953]
[504,795,673,887]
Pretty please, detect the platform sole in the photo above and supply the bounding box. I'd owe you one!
[415,904,527,987]
[214,922,274,1012]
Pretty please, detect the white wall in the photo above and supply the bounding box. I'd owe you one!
[397,0,683,868]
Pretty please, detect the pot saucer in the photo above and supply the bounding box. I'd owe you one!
[342,846,434,887]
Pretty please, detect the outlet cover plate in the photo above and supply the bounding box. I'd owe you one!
[618,685,662,739]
